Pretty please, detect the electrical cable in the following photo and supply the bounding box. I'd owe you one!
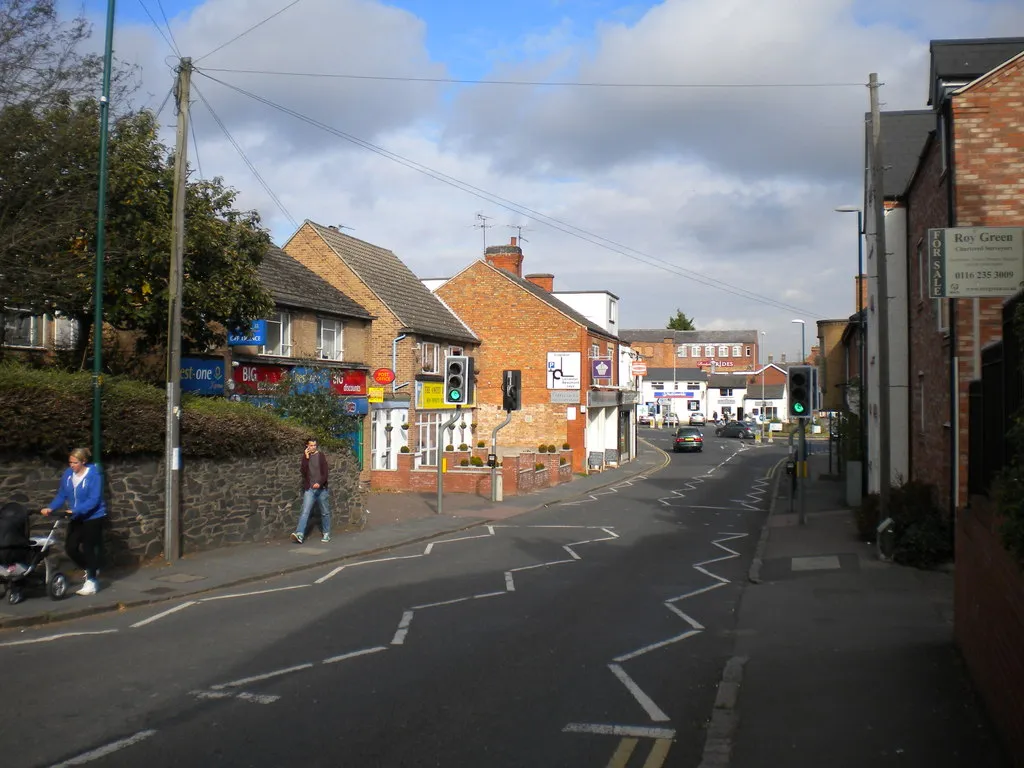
[196,72,821,317]
[136,0,179,57]
[154,0,182,58]
[198,67,864,90]
[189,105,204,179]
[195,0,306,63]
[192,83,297,229]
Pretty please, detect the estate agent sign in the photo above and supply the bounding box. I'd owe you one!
[929,227,1024,298]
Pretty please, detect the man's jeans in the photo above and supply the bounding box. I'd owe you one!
[296,488,331,537]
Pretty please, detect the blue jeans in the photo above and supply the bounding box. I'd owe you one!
[296,488,331,537]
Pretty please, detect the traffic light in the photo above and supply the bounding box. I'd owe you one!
[444,355,474,406]
[502,369,522,412]
[788,364,813,419]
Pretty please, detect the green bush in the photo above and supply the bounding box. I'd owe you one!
[399,445,410,453]
[547,444,556,453]
[477,440,485,448]
[0,362,306,460]
[445,444,455,451]
[458,443,468,451]
[470,456,484,467]
[857,481,952,568]
[535,462,545,470]
[459,458,469,466]
[562,442,571,450]
[559,457,567,466]
[538,444,548,453]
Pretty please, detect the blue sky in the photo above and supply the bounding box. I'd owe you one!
[63,0,1024,360]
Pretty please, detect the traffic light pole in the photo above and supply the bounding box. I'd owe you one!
[490,410,513,502]
[798,423,807,525]
[436,405,462,515]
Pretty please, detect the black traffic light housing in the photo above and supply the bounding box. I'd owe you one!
[443,355,475,406]
[502,369,522,412]
[787,364,813,419]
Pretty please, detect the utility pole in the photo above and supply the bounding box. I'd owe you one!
[91,0,117,466]
[868,72,891,523]
[165,58,192,563]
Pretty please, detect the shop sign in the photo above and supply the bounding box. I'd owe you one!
[330,369,367,396]
[227,320,267,346]
[372,368,396,385]
[180,357,225,395]
[591,358,612,380]
[416,380,470,409]
[550,390,581,404]
[368,386,385,404]
[232,363,286,395]
[630,361,648,376]
[547,352,581,390]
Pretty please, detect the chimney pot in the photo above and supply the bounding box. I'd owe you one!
[510,236,517,246]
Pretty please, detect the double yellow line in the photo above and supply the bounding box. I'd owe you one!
[605,736,673,767]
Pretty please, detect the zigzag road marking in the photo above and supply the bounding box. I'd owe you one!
[558,475,649,506]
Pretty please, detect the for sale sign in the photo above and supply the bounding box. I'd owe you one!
[929,227,1024,298]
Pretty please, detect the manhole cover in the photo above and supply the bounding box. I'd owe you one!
[154,573,207,584]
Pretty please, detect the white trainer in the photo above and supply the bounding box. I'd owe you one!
[76,579,99,596]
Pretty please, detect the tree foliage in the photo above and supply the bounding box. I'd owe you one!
[666,309,696,330]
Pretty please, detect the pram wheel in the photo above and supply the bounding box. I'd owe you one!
[48,572,68,601]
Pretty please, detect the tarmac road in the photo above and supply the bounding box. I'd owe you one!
[2,430,786,768]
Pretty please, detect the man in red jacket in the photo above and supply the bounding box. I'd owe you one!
[291,438,331,544]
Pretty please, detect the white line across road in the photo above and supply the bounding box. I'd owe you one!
[562,723,676,739]
[608,663,671,722]
[49,729,157,767]
[0,629,118,648]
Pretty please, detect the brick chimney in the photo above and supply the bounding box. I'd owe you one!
[525,273,554,292]
[485,236,524,277]
[780,353,787,363]
[768,354,773,363]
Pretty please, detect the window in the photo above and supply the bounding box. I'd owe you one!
[448,345,464,356]
[677,345,687,358]
[591,343,600,358]
[732,345,741,357]
[420,342,439,373]
[718,345,729,357]
[651,382,664,389]
[260,312,291,357]
[606,343,614,358]
[318,318,343,360]
[720,388,734,397]
[745,346,752,357]
[54,315,78,350]
[687,383,700,391]
[3,311,45,348]
[704,344,714,356]
[763,406,778,420]
[691,344,700,357]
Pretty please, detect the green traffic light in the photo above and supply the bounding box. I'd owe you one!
[793,403,805,413]
[450,390,462,401]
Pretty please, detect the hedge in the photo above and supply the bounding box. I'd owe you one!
[0,363,307,460]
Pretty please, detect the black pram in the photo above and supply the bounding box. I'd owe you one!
[0,502,70,604]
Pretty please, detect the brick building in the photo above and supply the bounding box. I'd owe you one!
[619,329,760,374]
[437,238,632,473]
[283,221,479,480]
[816,318,849,412]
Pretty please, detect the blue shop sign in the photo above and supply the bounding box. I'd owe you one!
[228,319,267,346]
[180,357,225,394]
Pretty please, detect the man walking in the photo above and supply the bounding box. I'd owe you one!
[291,438,331,544]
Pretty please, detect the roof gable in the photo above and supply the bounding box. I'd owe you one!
[955,47,1024,96]
[304,221,476,343]
[259,246,373,320]
[929,37,1024,105]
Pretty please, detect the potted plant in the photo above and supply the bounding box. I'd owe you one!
[559,457,567,466]
[459,458,470,467]
[535,462,545,471]
[538,444,548,453]
[562,443,571,451]
[470,456,484,467]
[400,423,409,430]
[458,443,469,451]
[445,444,455,451]
[547,444,556,453]
[400,446,410,453]
[476,440,485,448]
[385,424,394,432]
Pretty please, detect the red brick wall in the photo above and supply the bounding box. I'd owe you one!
[370,451,573,496]
[437,261,600,472]
[634,338,759,371]
[906,137,953,513]
[953,57,1024,509]
[956,498,1024,765]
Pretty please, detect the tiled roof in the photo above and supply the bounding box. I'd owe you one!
[744,384,786,400]
[259,246,372,320]
[490,263,618,339]
[307,221,477,344]
[644,367,708,382]
[866,110,934,198]
[620,329,759,344]
[929,37,1024,105]
[708,373,748,389]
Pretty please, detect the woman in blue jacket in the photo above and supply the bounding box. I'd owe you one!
[41,447,107,596]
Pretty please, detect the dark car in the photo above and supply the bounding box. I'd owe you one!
[716,421,756,439]
[673,426,704,452]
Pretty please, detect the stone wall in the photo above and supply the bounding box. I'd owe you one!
[0,452,363,565]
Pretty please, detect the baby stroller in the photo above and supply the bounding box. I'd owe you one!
[0,502,70,605]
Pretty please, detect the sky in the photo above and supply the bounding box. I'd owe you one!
[65,0,1024,362]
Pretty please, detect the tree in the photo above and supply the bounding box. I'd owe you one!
[666,309,696,330]
[0,101,274,365]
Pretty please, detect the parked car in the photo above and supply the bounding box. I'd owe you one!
[673,426,704,452]
[663,413,680,428]
[638,411,653,426]
[689,411,706,426]
[716,421,756,439]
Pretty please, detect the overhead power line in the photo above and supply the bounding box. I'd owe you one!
[154,0,181,57]
[195,0,306,63]
[195,71,821,318]
[198,67,865,90]
[192,83,298,229]
[137,0,180,57]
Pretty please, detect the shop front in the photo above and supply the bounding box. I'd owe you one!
[413,380,475,468]
[586,390,622,471]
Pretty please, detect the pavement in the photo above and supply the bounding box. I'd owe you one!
[710,450,1010,768]
[0,446,669,631]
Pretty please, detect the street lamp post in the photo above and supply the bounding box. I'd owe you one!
[761,330,767,438]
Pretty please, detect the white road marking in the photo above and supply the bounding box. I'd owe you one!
[235,692,280,704]
[391,610,414,645]
[192,690,232,700]
[314,553,424,584]
[607,664,671,722]
[49,729,157,767]
[562,723,676,739]
[0,629,117,648]
[473,590,506,599]
[323,646,388,665]
[663,603,704,629]
[130,601,196,628]
[414,596,473,609]
[424,532,493,554]
[613,630,701,663]
[563,545,582,560]
[200,584,310,602]
[504,572,516,591]
[508,560,574,572]
[210,663,314,690]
